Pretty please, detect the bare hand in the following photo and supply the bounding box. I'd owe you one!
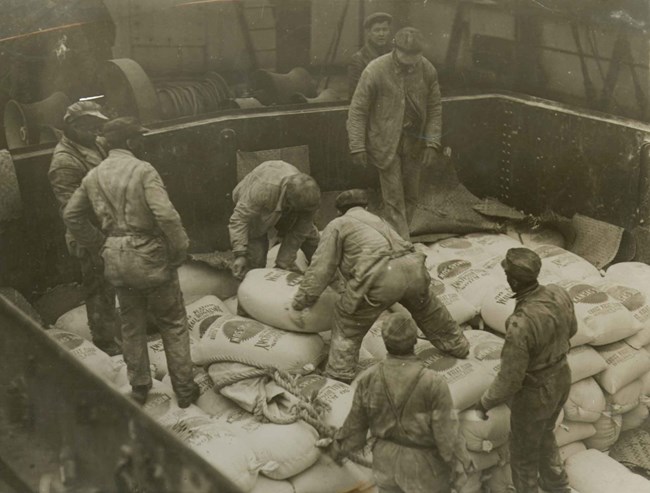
[351,151,367,168]
[231,256,249,280]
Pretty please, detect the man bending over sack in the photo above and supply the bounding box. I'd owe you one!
[292,189,469,384]
[330,312,472,493]
[477,248,577,493]
[64,117,199,407]
[229,160,321,280]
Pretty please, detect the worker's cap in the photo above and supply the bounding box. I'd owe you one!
[364,12,393,29]
[285,173,321,212]
[102,117,150,141]
[335,189,369,211]
[501,248,542,283]
[393,27,424,55]
[63,101,109,124]
[382,313,418,353]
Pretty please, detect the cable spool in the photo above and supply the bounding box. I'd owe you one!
[156,72,234,120]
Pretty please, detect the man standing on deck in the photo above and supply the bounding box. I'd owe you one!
[49,101,120,356]
[477,248,576,493]
[347,27,443,240]
[63,117,199,407]
[292,189,469,384]
[348,12,393,97]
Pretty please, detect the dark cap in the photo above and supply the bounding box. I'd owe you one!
[393,27,424,55]
[364,12,393,29]
[64,101,108,124]
[382,313,418,353]
[102,117,149,141]
[335,189,369,211]
[501,248,542,283]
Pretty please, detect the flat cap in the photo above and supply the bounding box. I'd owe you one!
[501,248,542,283]
[382,312,418,353]
[364,12,393,29]
[102,117,149,141]
[64,101,108,124]
[393,27,424,55]
[335,189,369,211]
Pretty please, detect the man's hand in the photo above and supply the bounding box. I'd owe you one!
[422,146,441,168]
[328,440,345,466]
[351,151,367,168]
[276,261,303,274]
[231,256,249,280]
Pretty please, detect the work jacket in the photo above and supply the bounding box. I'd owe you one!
[229,160,316,267]
[49,135,107,255]
[64,149,189,288]
[481,283,578,410]
[294,207,413,312]
[348,42,388,97]
[347,52,442,169]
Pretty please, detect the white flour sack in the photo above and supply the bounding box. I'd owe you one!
[567,345,608,383]
[140,381,209,430]
[566,448,650,493]
[467,444,508,471]
[431,258,498,308]
[462,233,521,256]
[559,441,587,463]
[459,405,511,452]
[192,314,326,372]
[606,262,650,298]
[54,304,92,340]
[642,371,650,396]
[266,244,308,273]
[427,237,495,263]
[185,295,231,340]
[563,378,606,423]
[238,269,338,333]
[554,420,597,447]
[293,374,353,427]
[289,452,374,493]
[111,355,157,389]
[464,330,504,375]
[414,341,494,410]
[583,413,622,451]
[605,379,642,415]
[594,341,650,394]
[178,260,239,305]
[480,283,515,335]
[47,329,117,382]
[557,279,641,346]
[250,477,293,493]
[621,403,649,431]
[591,279,650,349]
[430,278,478,324]
[361,313,390,360]
[533,245,600,281]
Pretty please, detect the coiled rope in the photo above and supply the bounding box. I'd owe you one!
[156,72,233,119]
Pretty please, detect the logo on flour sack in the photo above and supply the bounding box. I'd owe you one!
[607,285,645,312]
[569,284,608,305]
[439,238,473,249]
[297,374,327,399]
[473,342,502,360]
[437,259,471,280]
[430,278,446,296]
[198,315,222,338]
[416,347,457,372]
[222,319,265,344]
[143,392,172,418]
[534,245,563,259]
[52,332,85,350]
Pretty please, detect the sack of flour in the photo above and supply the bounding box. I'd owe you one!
[193,314,326,372]
[430,258,498,308]
[583,414,622,451]
[555,420,597,447]
[238,269,338,333]
[480,284,515,335]
[563,378,606,423]
[140,381,209,430]
[47,329,117,382]
[111,354,157,388]
[266,244,309,273]
[430,278,478,324]
[559,441,587,463]
[467,444,509,472]
[605,379,642,415]
[289,452,374,493]
[464,329,504,375]
[251,477,294,493]
[594,341,650,394]
[463,233,521,256]
[54,304,93,341]
[567,345,608,383]
[293,374,354,427]
[425,237,495,264]
[361,313,390,360]
[606,262,650,298]
[185,295,231,340]
[533,245,600,281]
[178,260,239,305]
[459,405,510,452]
[621,403,649,432]
[566,448,650,493]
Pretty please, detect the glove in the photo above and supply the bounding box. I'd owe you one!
[422,146,440,168]
[231,256,249,280]
[351,151,367,168]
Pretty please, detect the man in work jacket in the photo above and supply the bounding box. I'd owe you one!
[347,27,442,240]
[348,12,393,97]
[49,101,120,356]
[292,189,469,383]
[229,160,321,280]
[477,248,577,493]
[330,312,472,493]
[63,117,198,407]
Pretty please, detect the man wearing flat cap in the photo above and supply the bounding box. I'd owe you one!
[292,189,469,384]
[348,12,393,97]
[477,248,577,493]
[330,312,472,493]
[347,26,442,240]
[49,101,120,356]
[64,117,199,408]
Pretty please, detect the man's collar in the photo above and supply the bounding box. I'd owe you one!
[386,353,418,361]
[513,282,541,302]
[108,148,135,157]
[391,51,418,74]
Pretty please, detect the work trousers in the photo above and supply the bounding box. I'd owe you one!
[79,251,120,347]
[510,362,572,493]
[374,440,450,493]
[326,253,468,381]
[377,137,423,241]
[115,272,195,399]
[247,227,320,269]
